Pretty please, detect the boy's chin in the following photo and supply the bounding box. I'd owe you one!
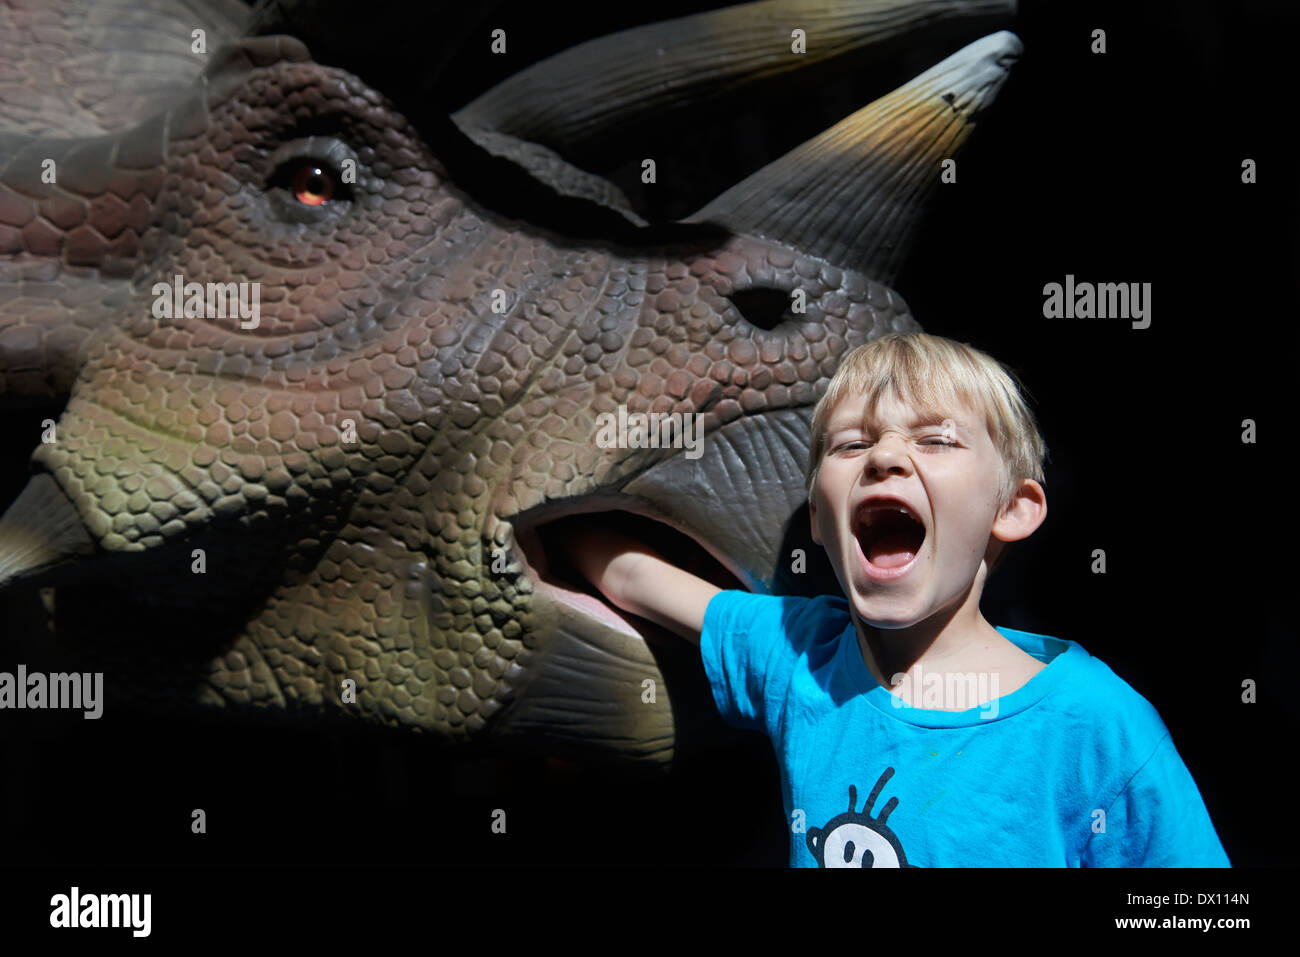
[848,593,929,631]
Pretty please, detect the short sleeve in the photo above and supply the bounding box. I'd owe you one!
[699,590,841,735]
[1082,733,1231,867]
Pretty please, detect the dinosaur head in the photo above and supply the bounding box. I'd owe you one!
[0,1,1020,766]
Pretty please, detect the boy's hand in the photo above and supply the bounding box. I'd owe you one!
[562,515,722,646]
[563,516,652,605]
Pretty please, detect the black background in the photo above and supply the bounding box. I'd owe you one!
[1,0,1294,875]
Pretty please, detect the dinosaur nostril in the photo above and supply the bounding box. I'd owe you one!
[726,287,794,331]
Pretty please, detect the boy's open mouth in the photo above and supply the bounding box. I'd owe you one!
[855,502,927,569]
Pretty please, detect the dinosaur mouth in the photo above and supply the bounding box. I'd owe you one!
[512,506,748,636]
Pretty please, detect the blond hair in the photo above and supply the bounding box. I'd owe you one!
[806,333,1047,510]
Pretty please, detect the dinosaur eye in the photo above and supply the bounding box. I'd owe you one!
[264,138,359,223]
[290,162,335,206]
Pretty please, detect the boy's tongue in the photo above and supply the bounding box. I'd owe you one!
[867,532,920,568]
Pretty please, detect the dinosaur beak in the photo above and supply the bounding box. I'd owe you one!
[0,474,97,591]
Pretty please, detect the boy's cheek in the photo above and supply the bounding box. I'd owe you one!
[810,506,845,551]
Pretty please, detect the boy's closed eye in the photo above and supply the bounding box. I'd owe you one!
[831,433,961,452]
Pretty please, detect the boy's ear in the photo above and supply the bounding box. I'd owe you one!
[808,497,821,546]
[991,479,1046,543]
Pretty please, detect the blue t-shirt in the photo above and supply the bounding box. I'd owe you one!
[700,590,1230,868]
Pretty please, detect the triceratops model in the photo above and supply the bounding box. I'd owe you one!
[0,0,1020,768]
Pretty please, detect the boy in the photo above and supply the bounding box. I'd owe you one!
[566,332,1229,867]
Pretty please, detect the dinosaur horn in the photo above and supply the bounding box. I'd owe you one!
[0,474,97,591]
[685,30,1022,284]
[455,0,1016,164]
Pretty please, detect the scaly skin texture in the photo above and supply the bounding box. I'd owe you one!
[33,47,907,729]
[0,3,1019,766]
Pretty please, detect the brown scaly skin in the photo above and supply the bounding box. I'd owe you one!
[0,4,1019,767]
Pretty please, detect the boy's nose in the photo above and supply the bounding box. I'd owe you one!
[864,434,914,479]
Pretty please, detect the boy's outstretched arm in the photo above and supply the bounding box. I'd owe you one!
[565,519,721,646]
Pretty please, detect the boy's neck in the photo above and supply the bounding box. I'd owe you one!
[850,582,1027,697]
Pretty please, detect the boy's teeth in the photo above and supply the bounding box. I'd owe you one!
[860,505,916,527]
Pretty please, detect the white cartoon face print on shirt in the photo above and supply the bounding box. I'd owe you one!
[807,767,917,868]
